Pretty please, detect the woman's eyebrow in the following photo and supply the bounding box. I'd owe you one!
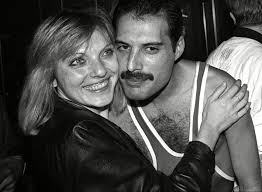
[115,40,128,44]
[74,52,85,55]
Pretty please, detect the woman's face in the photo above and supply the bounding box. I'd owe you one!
[54,29,119,111]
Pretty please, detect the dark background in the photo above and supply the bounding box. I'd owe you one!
[0,0,234,138]
[0,0,119,128]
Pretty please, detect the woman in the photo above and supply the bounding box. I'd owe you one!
[18,9,250,192]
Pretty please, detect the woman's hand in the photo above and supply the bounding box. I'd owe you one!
[197,80,250,150]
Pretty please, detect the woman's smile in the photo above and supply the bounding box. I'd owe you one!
[83,78,110,92]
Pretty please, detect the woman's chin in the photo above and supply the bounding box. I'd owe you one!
[85,97,113,110]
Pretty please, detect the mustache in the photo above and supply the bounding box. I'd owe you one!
[120,71,154,81]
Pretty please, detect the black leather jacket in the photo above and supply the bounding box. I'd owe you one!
[27,96,215,192]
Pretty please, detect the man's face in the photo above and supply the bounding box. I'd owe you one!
[116,13,177,100]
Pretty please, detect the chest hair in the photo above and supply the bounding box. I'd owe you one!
[150,111,190,153]
[111,103,191,161]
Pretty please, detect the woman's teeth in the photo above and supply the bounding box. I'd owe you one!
[84,79,109,91]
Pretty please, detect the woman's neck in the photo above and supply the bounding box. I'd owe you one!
[99,109,109,119]
[80,105,108,119]
[83,105,110,118]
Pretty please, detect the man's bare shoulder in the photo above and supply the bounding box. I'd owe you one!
[175,59,197,73]
[174,60,237,95]
[206,64,236,97]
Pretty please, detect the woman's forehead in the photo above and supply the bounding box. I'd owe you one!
[60,32,111,60]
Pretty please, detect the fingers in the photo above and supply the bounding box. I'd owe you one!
[237,102,251,119]
[231,84,248,105]
[0,175,15,191]
[230,90,250,121]
[222,79,242,99]
[209,81,227,100]
[3,180,16,192]
[236,89,249,110]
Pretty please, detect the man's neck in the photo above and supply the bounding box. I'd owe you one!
[137,74,178,108]
[136,60,188,107]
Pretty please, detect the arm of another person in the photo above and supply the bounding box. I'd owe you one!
[0,156,24,192]
[0,97,24,192]
[0,132,25,192]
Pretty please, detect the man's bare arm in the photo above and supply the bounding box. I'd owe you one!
[207,67,262,191]
[225,112,262,191]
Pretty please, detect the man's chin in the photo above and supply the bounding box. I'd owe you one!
[120,81,152,100]
[126,94,145,100]
[123,89,149,101]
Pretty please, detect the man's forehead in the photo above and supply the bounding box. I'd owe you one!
[116,13,169,43]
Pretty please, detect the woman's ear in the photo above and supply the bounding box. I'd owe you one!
[53,79,57,87]
[174,36,185,60]
[229,12,236,25]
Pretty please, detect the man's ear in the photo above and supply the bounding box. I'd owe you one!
[53,79,57,87]
[174,36,185,60]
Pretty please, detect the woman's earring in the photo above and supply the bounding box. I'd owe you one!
[53,79,57,87]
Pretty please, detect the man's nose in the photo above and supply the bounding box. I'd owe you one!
[127,50,142,72]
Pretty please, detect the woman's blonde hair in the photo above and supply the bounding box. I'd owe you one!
[19,8,115,135]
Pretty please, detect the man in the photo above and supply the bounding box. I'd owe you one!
[206,0,262,173]
[110,0,262,191]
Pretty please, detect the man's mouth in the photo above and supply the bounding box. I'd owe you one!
[83,79,109,92]
[120,71,154,81]
[123,78,146,87]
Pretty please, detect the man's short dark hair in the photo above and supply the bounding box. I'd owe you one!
[113,0,183,50]
[226,0,262,26]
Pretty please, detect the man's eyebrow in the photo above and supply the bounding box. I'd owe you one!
[143,42,163,46]
[115,41,163,47]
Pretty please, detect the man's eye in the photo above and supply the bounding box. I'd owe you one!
[145,47,159,54]
[117,44,130,51]
[70,58,85,66]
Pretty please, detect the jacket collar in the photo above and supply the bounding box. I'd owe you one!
[54,92,88,111]
[36,94,102,140]
[233,26,262,44]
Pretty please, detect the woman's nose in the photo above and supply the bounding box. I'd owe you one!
[90,60,107,77]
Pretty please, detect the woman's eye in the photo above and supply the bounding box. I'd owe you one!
[70,58,85,66]
[102,48,114,57]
